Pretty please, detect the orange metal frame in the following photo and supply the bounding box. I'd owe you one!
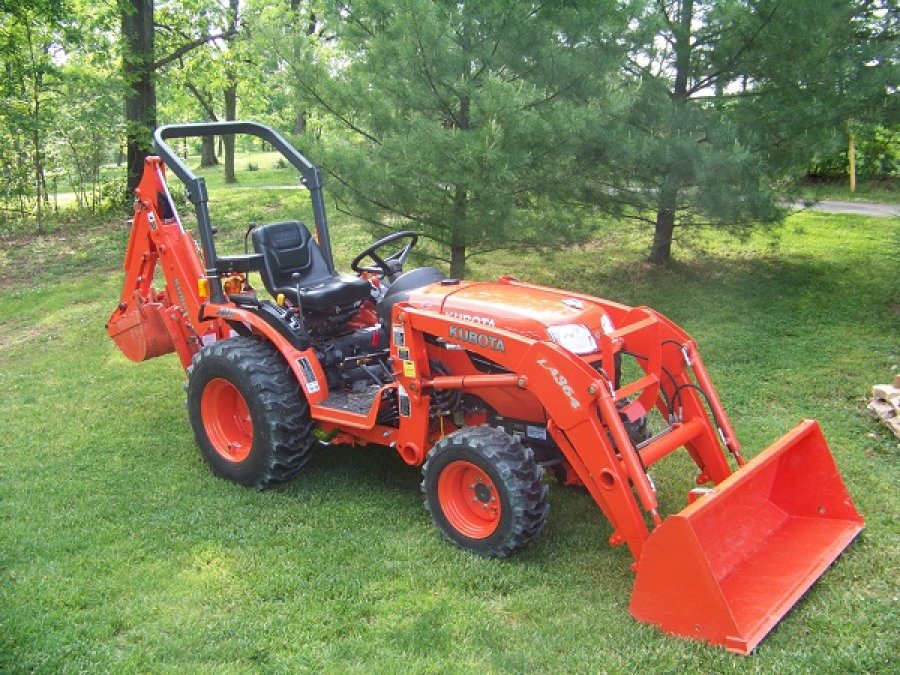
[386,291,746,563]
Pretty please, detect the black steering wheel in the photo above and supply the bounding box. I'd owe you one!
[351,231,418,277]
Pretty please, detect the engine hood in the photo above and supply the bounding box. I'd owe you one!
[407,280,612,344]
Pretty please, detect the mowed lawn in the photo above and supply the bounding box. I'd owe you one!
[0,188,897,672]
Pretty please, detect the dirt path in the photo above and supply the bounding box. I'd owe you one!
[785,200,899,218]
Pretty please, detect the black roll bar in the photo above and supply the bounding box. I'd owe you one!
[153,121,335,303]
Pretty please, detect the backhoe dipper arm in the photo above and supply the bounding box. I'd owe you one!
[108,157,222,366]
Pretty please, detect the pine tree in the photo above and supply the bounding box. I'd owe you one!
[581,0,897,264]
[290,0,629,277]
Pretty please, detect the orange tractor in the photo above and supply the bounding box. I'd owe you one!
[108,122,863,653]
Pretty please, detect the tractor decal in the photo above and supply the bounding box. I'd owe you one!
[448,325,505,352]
[536,358,581,409]
[445,310,496,326]
[297,356,320,393]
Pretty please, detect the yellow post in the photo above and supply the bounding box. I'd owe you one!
[848,130,856,193]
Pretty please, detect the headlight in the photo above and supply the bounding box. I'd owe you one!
[547,323,598,355]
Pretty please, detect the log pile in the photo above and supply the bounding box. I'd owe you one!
[868,374,900,439]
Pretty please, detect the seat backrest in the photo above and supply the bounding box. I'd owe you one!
[251,220,333,293]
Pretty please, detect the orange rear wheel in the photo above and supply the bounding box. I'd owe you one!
[187,337,313,488]
[200,377,254,462]
[437,460,502,539]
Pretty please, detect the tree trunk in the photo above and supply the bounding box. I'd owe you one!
[200,136,218,166]
[23,19,45,233]
[32,121,43,234]
[848,129,856,193]
[183,81,219,167]
[450,184,467,278]
[122,0,156,195]
[30,73,43,233]
[448,95,470,278]
[223,86,237,182]
[223,0,239,184]
[648,0,693,265]
[450,243,466,278]
[649,185,677,264]
[291,2,316,134]
[294,111,307,135]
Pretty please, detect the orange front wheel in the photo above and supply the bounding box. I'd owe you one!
[437,460,502,539]
[422,426,549,558]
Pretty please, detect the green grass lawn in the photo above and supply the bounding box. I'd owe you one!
[0,185,898,671]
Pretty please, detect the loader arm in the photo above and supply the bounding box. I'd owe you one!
[394,300,706,561]
[393,293,863,653]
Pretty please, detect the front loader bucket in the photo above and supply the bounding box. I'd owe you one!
[629,420,863,654]
[107,302,175,362]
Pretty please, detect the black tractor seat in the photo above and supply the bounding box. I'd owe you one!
[251,220,371,313]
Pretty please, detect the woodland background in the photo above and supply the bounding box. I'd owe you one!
[1,0,896,272]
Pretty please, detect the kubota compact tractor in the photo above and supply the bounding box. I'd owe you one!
[108,122,864,654]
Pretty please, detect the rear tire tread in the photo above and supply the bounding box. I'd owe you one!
[188,336,313,489]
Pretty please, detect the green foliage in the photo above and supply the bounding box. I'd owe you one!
[0,1,66,230]
[155,0,240,124]
[1,0,897,256]
[283,0,627,275]
[50,40,124,211]
[573,0,899,262]
[726,0,898,175]
[0,0,124,230]
[811,124,900,179]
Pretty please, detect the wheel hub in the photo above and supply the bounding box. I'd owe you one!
[473,481,492,503]
[437,460,501,539]
[200,378,254,462]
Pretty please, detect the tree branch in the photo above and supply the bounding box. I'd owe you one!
[325,168,438,228]
[151,30,236,70]
[183,81,218,120]
[292,78,382,144]
[657,0,676,32]
[687,2,782,96]
[411,13,461,126]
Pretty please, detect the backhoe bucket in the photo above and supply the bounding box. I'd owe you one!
[629,420,863,654]
[107,301,175,362]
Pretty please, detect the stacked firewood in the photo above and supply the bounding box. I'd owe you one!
[868,374,900,439]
